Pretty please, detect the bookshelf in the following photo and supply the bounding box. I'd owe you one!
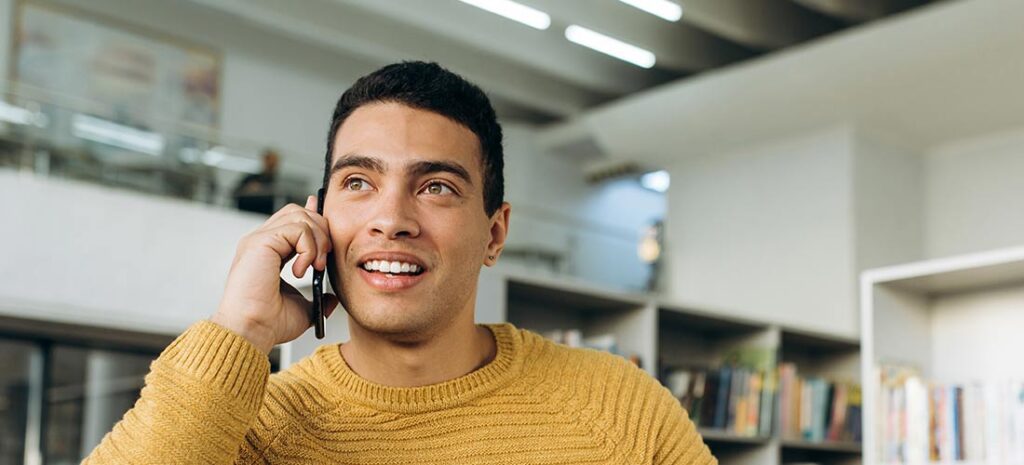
[860,245,1024,465]
[482,269,657,374]
[779,328,862,465]
[658,302,778,465]
[475,268,865,465]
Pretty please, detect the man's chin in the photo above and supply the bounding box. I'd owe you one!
[347,305,438,340]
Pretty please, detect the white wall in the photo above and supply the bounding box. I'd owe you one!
[924,127,1024,259]
[662,125,932,338]
[852,131,924,272]
[0,169,263,335]
[930,285,1024,382]
[664,126,858,336]
[504,124,664,291]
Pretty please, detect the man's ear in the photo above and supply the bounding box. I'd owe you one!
[484,202,511,266]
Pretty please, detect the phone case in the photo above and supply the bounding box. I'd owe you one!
[311,187,327,339]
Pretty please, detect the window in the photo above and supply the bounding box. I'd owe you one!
[0,339,40,465]
[0,324,279,464]
[45,347,155,464]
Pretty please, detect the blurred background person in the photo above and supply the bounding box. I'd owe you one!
[232,148,281,215]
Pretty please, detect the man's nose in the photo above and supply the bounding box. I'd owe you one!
[367,189,421,239]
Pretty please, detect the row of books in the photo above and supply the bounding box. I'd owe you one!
[778,362,862,444]
[877,365,1024,464]
[662,364,776,437]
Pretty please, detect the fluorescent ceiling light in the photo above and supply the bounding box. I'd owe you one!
[565,25,656,68]
[71,114,164,156]
[458,0,551,30]
[617,0,683,21]
[640,170,670,193]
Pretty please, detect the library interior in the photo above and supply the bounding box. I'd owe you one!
[1,0,1023,464]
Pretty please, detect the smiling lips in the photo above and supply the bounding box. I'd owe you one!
[356,253,428,292]
[361,260,422,275]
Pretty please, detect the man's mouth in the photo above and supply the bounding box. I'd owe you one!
[359,260,426,278]
[356,259,428,292]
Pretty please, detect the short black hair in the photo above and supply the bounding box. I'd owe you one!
[323,61,504,216]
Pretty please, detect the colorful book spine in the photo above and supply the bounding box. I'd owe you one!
[777,362,861,444]
[878,366,1024,464]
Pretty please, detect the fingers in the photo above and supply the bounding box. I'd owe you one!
[257,201,333,274]
[267,202,330,233]
[290,222,320,278]
[251,220,327,277]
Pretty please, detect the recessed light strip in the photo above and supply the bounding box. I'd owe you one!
[617,0,683,22]
[458,0,551,30]
[564,25,657,69]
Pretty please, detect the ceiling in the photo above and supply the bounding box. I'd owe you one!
[564,0,1024,165]
[185,0,938,124]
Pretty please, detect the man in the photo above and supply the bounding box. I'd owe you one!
[85,61,715,464]
[232,149,281,214]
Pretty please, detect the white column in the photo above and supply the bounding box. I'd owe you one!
[79,350,121,455]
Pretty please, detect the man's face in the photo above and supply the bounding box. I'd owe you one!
[324,102,510,339]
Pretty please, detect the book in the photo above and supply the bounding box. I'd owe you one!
[659,359,774,437]
[777,362,861,444]
[715,365,732,430]
[878,365,1024,464]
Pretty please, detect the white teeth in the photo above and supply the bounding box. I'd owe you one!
[361,260,423,274]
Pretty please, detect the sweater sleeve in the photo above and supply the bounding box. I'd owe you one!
[82,320,271,465]
[650,379,718,465]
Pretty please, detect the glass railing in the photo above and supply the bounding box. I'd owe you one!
[0,79,656,290]
[0,80,321,213]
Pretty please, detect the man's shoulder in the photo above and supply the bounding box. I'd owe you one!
[258,348,343,426]
[516,328,658,391]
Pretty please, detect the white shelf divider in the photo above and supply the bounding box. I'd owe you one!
[860,244,1024,465]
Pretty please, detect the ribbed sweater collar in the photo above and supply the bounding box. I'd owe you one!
[314,323,522,414]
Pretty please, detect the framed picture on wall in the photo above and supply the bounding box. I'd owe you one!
[9,1,222,133]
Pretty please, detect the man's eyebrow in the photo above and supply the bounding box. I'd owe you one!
[329,154,385,177]
[408,160,473,186]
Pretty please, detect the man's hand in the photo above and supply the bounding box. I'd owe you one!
[212,195,339,353]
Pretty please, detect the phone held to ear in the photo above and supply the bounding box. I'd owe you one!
[311,187,327,339]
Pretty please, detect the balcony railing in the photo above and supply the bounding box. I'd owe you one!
[0,80,320,212]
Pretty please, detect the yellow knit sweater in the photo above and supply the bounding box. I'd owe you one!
[84,320,716,464]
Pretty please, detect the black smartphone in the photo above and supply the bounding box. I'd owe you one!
[310,187,327,339]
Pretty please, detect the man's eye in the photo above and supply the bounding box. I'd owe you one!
[422,182,454,195]
[343,178,371,191]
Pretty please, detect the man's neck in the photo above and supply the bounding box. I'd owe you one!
[339,317,497,388]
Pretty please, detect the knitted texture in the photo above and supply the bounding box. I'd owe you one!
[84,320,717,464]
